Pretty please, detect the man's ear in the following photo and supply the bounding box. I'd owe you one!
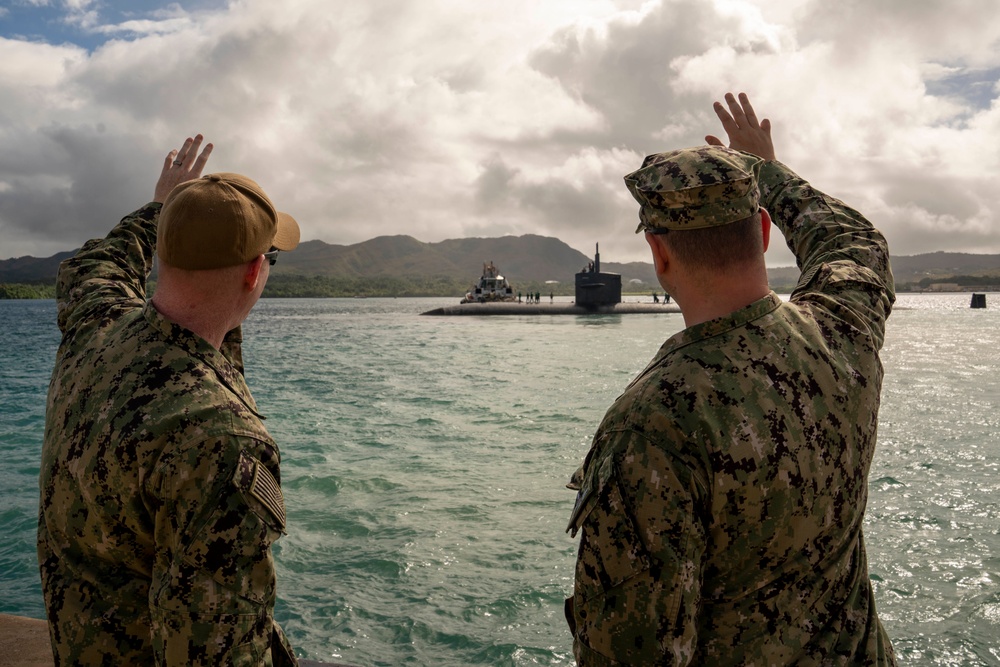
[760,208,772,253]
[244,255,265,291]
[644,231,670,276]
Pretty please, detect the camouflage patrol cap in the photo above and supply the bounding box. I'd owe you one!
[624,146,764,233]
[157,172,300,270]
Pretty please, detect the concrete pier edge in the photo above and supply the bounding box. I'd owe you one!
[0,613,54,667]
[0,614,355,667]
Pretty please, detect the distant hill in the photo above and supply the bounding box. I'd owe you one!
[890,252,1000,281]
[3,236,1000,292]
[0,251,76,283]
[277,235,655,284]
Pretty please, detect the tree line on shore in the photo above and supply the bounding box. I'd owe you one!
[0,276,583,300]
[0,283,56,299]
[3,272,1000,299]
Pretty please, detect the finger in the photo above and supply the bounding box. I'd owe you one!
[174,136,195,165]
[725,92,748,126]
[190,143,214,178]
[162,149,178,174]
[760,118,771,135]
[712,100,740,136]
[739,93,760,128]
[705,135,724,146]
[185,134,204,164]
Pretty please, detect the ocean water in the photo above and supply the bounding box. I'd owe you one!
[1,293,998,666]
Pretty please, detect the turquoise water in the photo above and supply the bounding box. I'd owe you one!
[1,294,998,665]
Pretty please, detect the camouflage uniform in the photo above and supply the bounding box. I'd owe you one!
[566,149,896,665]
[37,203,297,666]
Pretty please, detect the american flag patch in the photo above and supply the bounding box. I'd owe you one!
[250,459,286,528]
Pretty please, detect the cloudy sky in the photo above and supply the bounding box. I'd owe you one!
[3,0,1000,267]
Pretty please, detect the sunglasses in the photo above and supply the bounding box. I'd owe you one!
[263,250,279,266]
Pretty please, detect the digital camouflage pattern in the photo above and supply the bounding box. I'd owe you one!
[625,146,765,233]
[567,157,896,665]
[37,203,297,666]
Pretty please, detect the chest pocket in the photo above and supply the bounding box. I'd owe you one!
[569,455,651,602]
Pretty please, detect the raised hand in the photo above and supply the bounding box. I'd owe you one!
[153,134,214,203]
[705,92,775,162]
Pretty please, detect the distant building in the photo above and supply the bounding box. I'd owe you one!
[575,243,621,307]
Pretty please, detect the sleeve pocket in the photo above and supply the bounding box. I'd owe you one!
[182,452,285,604]
[573,458,650,604]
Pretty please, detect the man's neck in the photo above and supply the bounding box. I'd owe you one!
[150,294,235,350]
[674,266,770,328]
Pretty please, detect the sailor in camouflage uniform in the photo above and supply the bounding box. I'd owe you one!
[38,135,301,665]
[566,94,896,665]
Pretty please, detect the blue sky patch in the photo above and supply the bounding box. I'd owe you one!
[0,0,226,51]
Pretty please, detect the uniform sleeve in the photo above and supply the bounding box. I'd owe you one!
[55,203,161,336]
[568,428,707,666]
[758,161,895,347]
[146,436,291,666]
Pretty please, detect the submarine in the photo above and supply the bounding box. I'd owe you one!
[421,244,680,316]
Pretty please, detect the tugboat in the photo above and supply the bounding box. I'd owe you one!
[461,261,517,303]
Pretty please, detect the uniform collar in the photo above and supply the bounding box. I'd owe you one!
[630,291,783,387]
[142,301,264,418]
[671,291,781,348]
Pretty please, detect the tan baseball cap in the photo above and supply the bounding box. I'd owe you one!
[157,172,300,270]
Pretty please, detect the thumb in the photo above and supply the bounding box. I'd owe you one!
[705,135,724,146]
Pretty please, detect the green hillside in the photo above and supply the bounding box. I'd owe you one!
[3,236,1000,298]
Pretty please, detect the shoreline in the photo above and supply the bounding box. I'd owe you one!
[2,289,1000,302]
[421,302,682,316]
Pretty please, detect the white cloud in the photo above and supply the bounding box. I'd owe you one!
[90,17,191,37]
[2,0,1000,267]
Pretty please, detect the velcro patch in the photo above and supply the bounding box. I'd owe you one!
[250,458,286,527]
